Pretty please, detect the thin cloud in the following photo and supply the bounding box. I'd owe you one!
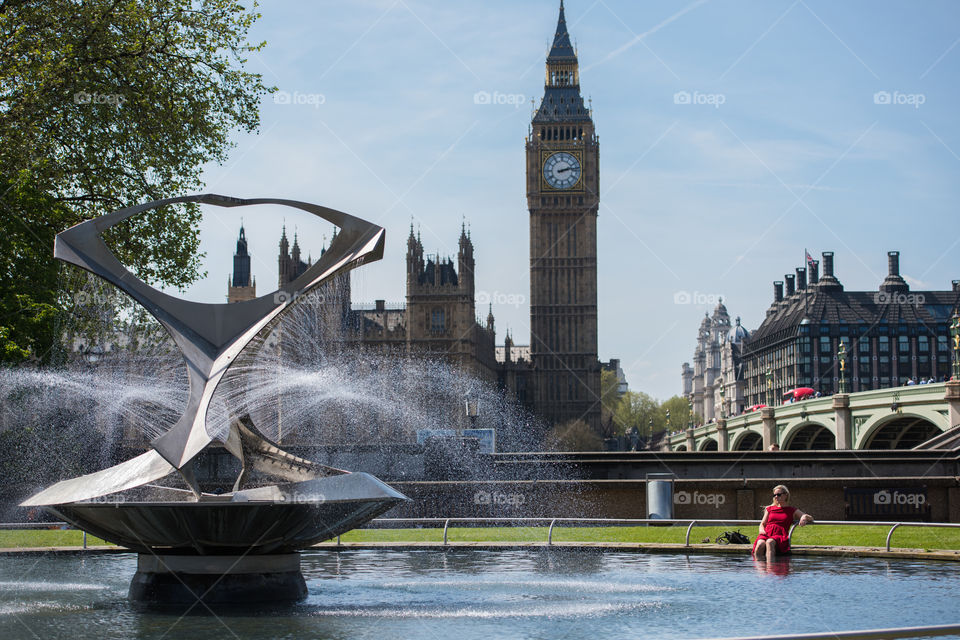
[584,0,710,71]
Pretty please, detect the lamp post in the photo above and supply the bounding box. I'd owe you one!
[838,341,848,393]
[765,366,773,407]
[464,393,479,430]
[718,381,726,419]
[951,310,960,381]
[647,418,653,450]
[687,397,694,430]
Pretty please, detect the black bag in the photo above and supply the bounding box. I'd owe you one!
[716,530,752,544]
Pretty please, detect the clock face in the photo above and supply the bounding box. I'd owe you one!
[543,152,581,190]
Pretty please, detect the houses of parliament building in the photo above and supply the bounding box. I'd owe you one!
[227,2,605,432]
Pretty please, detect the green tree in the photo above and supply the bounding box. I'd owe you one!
[544,419,604,452]
[612,390,662,439]
[599,368,622,436]
[661,395,692,433]
[0,0,272,363]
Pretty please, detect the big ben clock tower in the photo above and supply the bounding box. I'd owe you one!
[527,1,601,432]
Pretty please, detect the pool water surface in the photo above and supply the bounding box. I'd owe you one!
[1,549,957,639]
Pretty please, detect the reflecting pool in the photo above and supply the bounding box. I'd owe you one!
[1,549,957,639]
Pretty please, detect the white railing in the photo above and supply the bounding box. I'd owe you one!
[364,517,960,552]
[4,518,960,553]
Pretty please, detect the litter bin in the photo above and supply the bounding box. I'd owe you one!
[646,473,675,520]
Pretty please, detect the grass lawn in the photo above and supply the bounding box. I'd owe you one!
[339,524,960,550]
[3,524,958,551]
[0,529,110,548]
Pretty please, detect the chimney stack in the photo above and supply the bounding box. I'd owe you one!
[785,274,796,297]
[774,281,784,303]
[817,251,843,291]
[880,250,909,293]
[810,260,819,284]
[953,280,959,293]
[796,267,807,290]
[823,251,835,278]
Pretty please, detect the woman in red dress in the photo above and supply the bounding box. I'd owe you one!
[753,485,814,558]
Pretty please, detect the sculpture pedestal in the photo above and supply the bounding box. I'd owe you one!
[129,553,307,605]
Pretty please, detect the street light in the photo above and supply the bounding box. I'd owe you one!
[838,341,848,393]
[950,309,960,381]
[464,393,479,430]
[687,397,693,429]
[765,366,773,407]
[718,381,726,419]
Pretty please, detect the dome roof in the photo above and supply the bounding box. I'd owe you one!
[731,316,750,343]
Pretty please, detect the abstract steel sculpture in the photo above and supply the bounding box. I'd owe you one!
[21,194,407,603]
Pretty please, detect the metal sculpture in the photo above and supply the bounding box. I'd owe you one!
[20,195,407,602]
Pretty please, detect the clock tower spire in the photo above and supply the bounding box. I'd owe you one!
[526,1,601,432]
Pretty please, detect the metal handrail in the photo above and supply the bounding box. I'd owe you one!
[4,518,959,552]
[365,517,960,550]
[699,622,960,640]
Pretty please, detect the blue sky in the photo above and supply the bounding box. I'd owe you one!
[189,0,960,401]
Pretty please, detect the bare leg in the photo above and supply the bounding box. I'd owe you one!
[765,538,777,559]
[754,539,766,558]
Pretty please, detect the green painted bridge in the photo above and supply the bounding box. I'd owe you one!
[667,381,960,451]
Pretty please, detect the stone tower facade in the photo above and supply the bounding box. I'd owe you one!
[405,224,496,380]
[526,1,601,430]
[227,225,256,303]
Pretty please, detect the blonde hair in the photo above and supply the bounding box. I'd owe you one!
[770,484,789,507]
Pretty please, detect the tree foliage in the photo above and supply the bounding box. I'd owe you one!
[544,419,604,452]
[0,0,272,363]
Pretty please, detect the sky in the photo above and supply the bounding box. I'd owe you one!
[187,0,960,401]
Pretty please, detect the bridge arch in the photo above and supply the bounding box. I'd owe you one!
[732,430,762,451]
[858,413,944,449]
[699,438,718,451]
[675,444,688,451]
[781,421,835,450]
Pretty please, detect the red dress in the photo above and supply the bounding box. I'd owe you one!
[753,505,797,555]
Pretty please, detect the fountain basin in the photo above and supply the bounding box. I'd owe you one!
[45,472,407,555]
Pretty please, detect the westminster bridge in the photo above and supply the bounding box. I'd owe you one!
[667,381,960,451]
